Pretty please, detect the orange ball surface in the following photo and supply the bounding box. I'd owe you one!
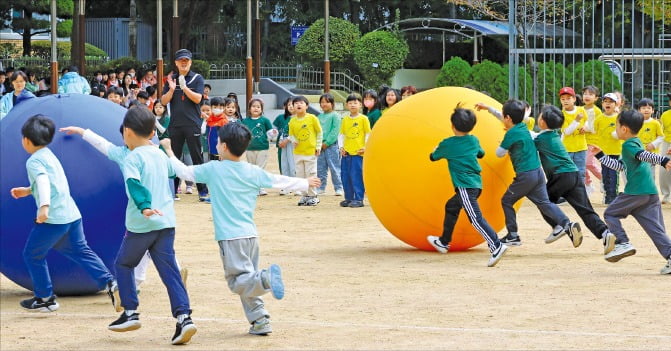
[363,87,521,251]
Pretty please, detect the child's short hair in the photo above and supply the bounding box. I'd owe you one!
[502,99,526,124]
[540,105,564,129]
[201,98,211,106]
[346,93,362,103]
[450,108,477,133]
[218,122,251,157]
[145,85,156,96]
[617,110,644,134]
[319,93,335,106]
[22,114,55,146]
[248,98,264,112]
[582,85,600,96]
[136,91,149,100]
[204,83,212,90]
[105,86,122,98]
[122,106,155,138]
[293,95,309,105]
[210,96,225,107]
[636,98,654,109]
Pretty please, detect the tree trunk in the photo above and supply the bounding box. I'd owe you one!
[130,0,137,58]
[22,10,33,56]
[72,1,80,61]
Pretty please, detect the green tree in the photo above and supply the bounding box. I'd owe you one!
[354,30,409,89]
[499,64,533,103]
[469,60,507,102]
[0,0,74,56]
[295,17,360,68]
[535,61,570,106]
[435,56,472,87]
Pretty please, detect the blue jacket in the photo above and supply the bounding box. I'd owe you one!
[58,72,91,95]
[0,89,36,120]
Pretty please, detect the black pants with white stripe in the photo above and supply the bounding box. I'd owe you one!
[440,187,501,253]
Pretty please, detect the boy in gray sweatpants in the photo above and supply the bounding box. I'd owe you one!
[163,123,321,334]
[496,100,583,248]
[595,110,671,274]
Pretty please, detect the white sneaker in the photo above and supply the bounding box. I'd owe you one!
[544,225,566,244]
[604,242,636,262]
[335,189,344,196]
[487,244,508,267]
[185,186,193,194]
[602,231,616,255]
[661,258,671,275]
[427,235,449,254]
[258,189,268,196]
[279,189,289,196]
[565,222,583,248]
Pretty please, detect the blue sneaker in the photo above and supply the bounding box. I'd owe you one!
[266,264,284,300]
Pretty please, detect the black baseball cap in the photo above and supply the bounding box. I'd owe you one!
[175,49,192,60]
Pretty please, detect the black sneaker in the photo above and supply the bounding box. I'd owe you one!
[106,280,123,312]
[20,295,59,312]
[171,316,197,345]
[108,311,141,332]
[564,222,583,248]
[339,200,351,207]
[500,233,521,246]
[348,200,364,208]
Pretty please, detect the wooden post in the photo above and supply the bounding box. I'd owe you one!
[245,0,253,108]
[171,0,179,62]
[50,0,58,94]
[324,0,330,92]
[253,0,260,93]
[157,0,164,98]
[78,0,86,75]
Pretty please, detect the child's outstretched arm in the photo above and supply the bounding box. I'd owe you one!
[593,147,624,172]
[10,174,50,223]
[475,103,502,120]
[635,150,671,170]
[267,173,320,193]
[60,126,115,156]
[160,138,196,182]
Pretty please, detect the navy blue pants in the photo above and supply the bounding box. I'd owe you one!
[341,154,364,201]
[601,155,619,204]
[23,219,114,298]
[115,228,190,317]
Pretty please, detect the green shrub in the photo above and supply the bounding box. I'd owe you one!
[570,60,622,97]
[353,30,409,89]
[57,19,73,38]
[499,64,533,103]
[31,41,107,58]
[435,56,472,87]
[295,17,361,67]
[107,57,143,72]
[470,60,507,102]
[534,61,570,106]
[190,59,210,79]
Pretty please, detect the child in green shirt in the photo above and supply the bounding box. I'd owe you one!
[594,110,671,274]
[426,108,508,267]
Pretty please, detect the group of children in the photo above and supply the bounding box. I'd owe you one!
[426,88,671,275]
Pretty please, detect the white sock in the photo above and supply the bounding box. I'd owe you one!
[125,309,136,316]
[177,314,189,323]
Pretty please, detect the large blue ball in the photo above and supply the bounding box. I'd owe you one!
[1,94,127,296]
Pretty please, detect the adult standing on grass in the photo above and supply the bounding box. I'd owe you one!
[160,49,209,200]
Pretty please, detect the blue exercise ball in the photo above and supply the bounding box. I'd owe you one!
[1,94,127,296]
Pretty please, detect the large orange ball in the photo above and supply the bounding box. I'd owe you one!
[363,87,520,251]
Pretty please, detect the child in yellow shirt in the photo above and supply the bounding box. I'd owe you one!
[288,95,323,206]
[636,98,664,155]
[559,87,588,183]
[338,94,371,208]
[580,86,603,193]
[594,93,623,204]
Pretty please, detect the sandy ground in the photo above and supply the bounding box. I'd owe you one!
[1,147,670,350]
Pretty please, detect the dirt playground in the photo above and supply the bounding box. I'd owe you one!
[1,148,670,350]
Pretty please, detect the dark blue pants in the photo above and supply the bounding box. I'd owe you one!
[440,188,502,253]
[341,154,364,201]
[601,155,619,204]
[115,228,190,317]
[23,219,114,298]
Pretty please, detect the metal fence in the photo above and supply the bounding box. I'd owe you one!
[508,0,670,113]
[208,63,365,94]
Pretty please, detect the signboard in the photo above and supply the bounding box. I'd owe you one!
[603,60,623,85]
[291,26,308,46]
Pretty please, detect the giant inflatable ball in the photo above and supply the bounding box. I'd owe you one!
[363,87,520,251]
[1,94,127,295]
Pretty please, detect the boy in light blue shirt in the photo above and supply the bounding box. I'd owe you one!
[63,108,196,345]
[161,122,320,336]
[10,115,117,312]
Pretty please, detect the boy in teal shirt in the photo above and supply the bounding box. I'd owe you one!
[426,108,508,267]
[10,115,117,312]
[594,110,671,274]
[533,105,616,255]
[496,100,582,247]
[161,123,320,335]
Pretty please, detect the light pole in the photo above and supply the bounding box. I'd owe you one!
[324,0,330,92]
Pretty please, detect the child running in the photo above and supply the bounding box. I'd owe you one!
[533,105,616,254]
[426,107,508,266]
[161,122,321,335]
[594,110,671,274]
[11,114,117,312]
[61,108,196,344]
[496,100,583,247]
